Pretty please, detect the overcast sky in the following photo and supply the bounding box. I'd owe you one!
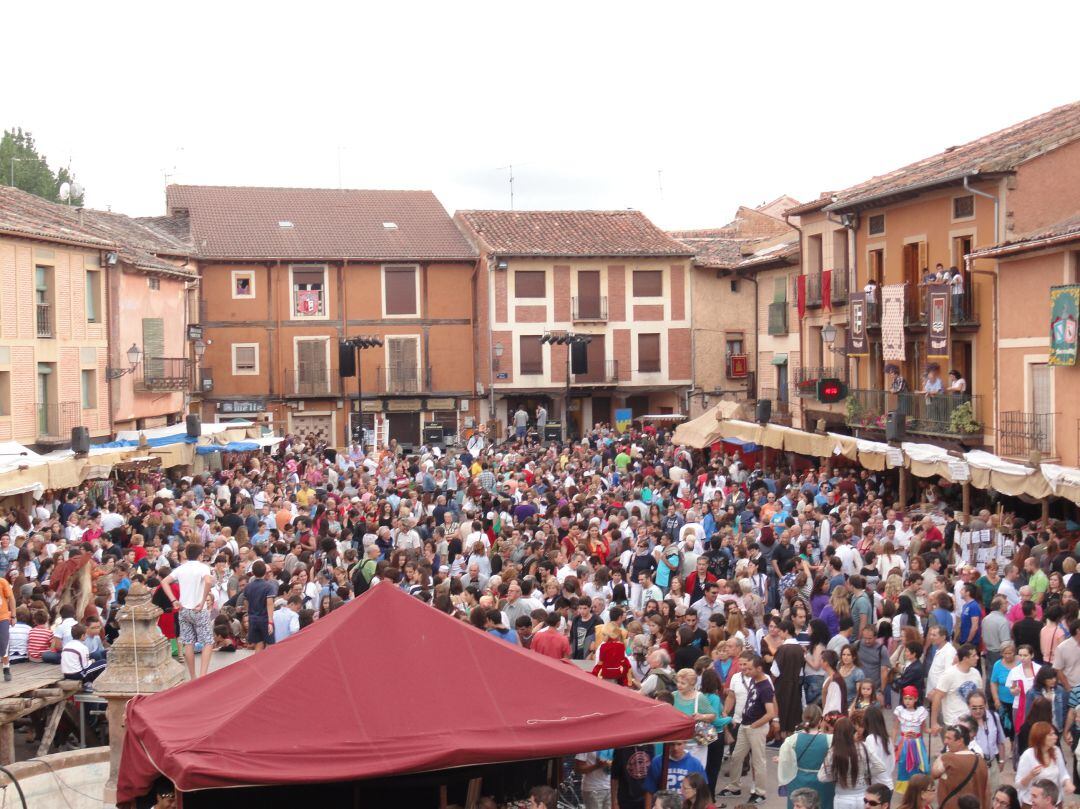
[6,1,1078,230]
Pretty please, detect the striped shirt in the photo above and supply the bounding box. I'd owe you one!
[27,626,53,662]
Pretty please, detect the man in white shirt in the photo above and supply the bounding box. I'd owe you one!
[158,543,215,679]
[930,643,983,734]
[834,537,862,576]
[925,624,958,696]
[997,564,1022,607]
[273,596,302,642]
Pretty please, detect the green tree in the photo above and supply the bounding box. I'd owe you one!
[0,128,84,205]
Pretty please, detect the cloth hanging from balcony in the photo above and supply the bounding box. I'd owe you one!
[881,283,906,361]
[796,274,806,319]
[821,270,832,311]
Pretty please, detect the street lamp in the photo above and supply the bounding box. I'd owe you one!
[193,339,207,361]
[821,322,837,344]
[106,343,143,380]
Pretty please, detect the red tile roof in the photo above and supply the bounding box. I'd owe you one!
[166,185,477,262]
[970,213,1080,258]
[0,187,194,276]
[455,210,692,257]
[826,101,1080,211]
[672,204,798,269]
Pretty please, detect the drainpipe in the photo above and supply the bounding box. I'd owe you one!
[963,175,1001,448]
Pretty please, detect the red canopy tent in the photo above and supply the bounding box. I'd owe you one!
[117,584,694,804]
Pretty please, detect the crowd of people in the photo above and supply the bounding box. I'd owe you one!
[4,418,1080,808]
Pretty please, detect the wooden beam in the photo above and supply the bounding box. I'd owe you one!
[0,723,13,765]
[36,701,66,757]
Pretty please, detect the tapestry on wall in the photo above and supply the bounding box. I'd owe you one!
[1050,284,1080,366]
[927,285,950,362]
[881,283,906,362]
[848,294,867,356]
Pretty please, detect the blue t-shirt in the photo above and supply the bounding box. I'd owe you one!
[931,607,954,637]
[488,628,519,645]
[991,660,1016,705]
[643,752,706,794]
[960,599,982,645]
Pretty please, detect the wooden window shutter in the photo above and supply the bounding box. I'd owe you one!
[773,277,786,302]
[142,318,164,377]
[384,267,417,315]
[638,333,660,372]
[519,336,543,374]
[514,271,546,298]
[293,268,324,287]
[235,345,256,370]
[918,242,928,273]
[633,270,663,297]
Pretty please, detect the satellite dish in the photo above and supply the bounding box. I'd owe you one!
[71,182,84,199]
[58,182,71,201]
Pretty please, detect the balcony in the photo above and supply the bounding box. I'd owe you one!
[284,368,339,397]
[806,273,823,308]
[831,269,849,306]
[845,389,984,439]
[137,358,192,391]
[572,360,619,385]
[571,296,608,321]
[36,401,81,443]
[767,302,788,335]
[794,366,848,397]
[36,303,52,338]
[999,411,1055,458]
[905,284,978,330]
[377,365,431,395]
[758,388,793,426]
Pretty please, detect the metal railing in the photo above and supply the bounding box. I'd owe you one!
[999,411,1055,457]
[36,303,52,338]
[794,366,848,397]
[831,270,849,305]
[806,274,822,307]
[845,389,983,438]
[906,284,977,326]
[377,365,431,394]
[137,357,192,391]
[36,401,81,441]
[572,360,618,384]
[284,368,338,397]
[571,296,608,321]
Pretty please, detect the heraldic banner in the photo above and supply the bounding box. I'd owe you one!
[848,294,867,356]
[881,283,906,361]
[1050,284,1080,366]
[927,285,950,362]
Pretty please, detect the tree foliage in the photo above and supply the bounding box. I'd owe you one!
[0,128,84,205]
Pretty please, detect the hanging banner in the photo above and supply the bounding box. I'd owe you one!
[296,289,322,316]
[1050,284,1080,366]
[614,408,633,433]
[927,284,950,361]
[881,283,906,362]
[796,274,806,320]
[821,269,832,311]
[848,295,867,356]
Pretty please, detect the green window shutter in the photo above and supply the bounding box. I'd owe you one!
[773,276,786,302]
[142,318,164,377]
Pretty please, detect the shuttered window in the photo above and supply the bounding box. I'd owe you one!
[519,335,543,375]
[297,339,328,390]
[81,369,97,409]
[633,270,663,297]
[233,344,258,374]
[142,318,164,378]
[515,271,546,298]
[773,276,787,302]
[384,266,418,315]
[638,333,661,372]
[292,266,326,317]
[387,337,419,392]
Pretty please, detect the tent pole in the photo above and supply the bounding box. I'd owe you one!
[898,465,909,509]
[962,482,971,522]
[659,743,671,791]
[1042,497,1051,528]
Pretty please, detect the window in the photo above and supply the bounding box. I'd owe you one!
[147,277,160,291]
[383,266,418,316]
[0,371,9,416]
[868,249,885,283]
[725,336,744,355]
[232,343,259,375]
[519,335,543,375]
[868,214,885,236]
[85,270,102,323]
[807,234,823,275]
[638,333,661,372]
[773,275,788,302]
[953,195,975,220]
[35,265,54,338]
[232,270,255,299]
[291,266,326,318]
[385,336,420,392]
[514,271,546,298]
[296,339,329,393]
[832,230,849,271]
[81,369,97,409]
[633,270,663,297]
[142,318,164,379]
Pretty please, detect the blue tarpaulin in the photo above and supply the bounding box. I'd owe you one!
[721,437,761,452]
[99,434,197,449]
[195,442,260,455]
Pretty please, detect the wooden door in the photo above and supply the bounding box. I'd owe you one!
[584,335,606,382]
[578,271,601,319]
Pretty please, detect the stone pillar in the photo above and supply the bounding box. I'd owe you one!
[94,582,186,805]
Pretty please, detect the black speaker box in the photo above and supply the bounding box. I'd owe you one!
[186,414,202,438]
[338,342,356,377]
[71,426,90,455]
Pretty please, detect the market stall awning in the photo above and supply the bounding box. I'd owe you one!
[672,406,726,448]
[117,584,694,803]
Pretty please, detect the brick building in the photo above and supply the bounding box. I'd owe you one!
[455,210,694,437]
[169,186,478,447]
[0,188,195,449]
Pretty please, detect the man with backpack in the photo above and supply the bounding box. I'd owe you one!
[639,650,676,696]
[350,544,379,596]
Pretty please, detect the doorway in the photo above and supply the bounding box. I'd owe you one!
[577,271,601,319]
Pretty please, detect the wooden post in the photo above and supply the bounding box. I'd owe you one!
[1042,497,1051,528]
[961,482,971,522]
[898,465,909,508]
[659,743,671,791]
[0,722,14,765]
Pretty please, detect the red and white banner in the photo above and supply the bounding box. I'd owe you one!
[881,283,906,361]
